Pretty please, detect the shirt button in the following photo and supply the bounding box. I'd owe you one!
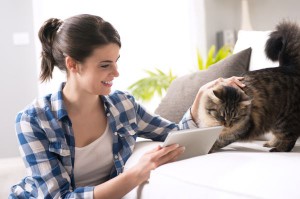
[114,155,118,159]
[114,132,118,136]
[106,113,110,116]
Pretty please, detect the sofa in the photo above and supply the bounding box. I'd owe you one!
[122,30,300,199]
[2,31,300,199]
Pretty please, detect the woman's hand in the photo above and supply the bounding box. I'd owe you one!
[190,76,246,123]
[130,144,185,184]
[93,144,184,199]
[199,76,245,92]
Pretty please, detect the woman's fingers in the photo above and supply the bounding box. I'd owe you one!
[213,76,245,89]
[156,146,185,165]
[226,76,245,88]
[144,144,185,168]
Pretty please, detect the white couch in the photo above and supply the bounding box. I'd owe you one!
[123,140,300,199]
[122,30,300,199]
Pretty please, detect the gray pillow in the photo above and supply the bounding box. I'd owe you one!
[154,47,252,123]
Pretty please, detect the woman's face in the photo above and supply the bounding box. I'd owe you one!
[74,43,120,96]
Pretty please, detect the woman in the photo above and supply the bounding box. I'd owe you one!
[10,14,244,198]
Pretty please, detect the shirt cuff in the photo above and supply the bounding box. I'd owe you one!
[179,107,198,129]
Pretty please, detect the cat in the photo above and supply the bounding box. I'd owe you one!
[197,21,300,153]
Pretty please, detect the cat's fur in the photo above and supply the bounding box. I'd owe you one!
[198,21,300,152]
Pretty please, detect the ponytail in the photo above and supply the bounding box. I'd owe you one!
[38,18,63,82]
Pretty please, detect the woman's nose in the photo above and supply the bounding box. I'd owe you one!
[112,64,119,77]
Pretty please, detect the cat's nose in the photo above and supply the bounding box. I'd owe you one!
[223,122,232,127]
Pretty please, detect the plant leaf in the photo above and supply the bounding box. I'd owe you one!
[127,68,177,102]
[197,49,204,70]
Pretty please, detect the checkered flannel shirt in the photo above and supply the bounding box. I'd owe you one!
[10,82,197,198]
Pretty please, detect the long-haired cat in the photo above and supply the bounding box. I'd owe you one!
[198,21,300,152]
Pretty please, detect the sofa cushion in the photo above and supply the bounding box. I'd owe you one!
[154,48,252,123]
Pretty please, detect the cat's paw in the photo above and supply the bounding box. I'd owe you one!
[208,149,216,154]
[263,141,276,148]
[269,147,279,152]
[263,141,273,148]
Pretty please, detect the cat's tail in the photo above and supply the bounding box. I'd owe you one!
[265,21,300,67]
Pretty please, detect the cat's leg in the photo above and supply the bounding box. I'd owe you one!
[209,130,247,153]
[263,138,280,148]
[269,139,297,152]
[266,122,300,152]
[209,122,255,153]
[264,132,298,152]
[209,134,237,153]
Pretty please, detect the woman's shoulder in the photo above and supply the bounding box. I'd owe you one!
[17,93,56,118]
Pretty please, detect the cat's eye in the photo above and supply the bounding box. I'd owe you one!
[232,117,239,121]
[219,116,225,122]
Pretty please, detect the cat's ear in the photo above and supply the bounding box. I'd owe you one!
[240,93,252,106]
[209,88,223,103]
[213,88,223,100]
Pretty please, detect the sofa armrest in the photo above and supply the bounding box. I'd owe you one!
[0,157,26,198]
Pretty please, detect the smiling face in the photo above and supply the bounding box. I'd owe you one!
[67,43,120,96]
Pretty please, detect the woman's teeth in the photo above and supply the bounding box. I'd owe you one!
[102,81,112,85]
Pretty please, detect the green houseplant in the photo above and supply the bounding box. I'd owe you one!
[127,68,177,102]
[197,45,232,70]
[128,45,232,102]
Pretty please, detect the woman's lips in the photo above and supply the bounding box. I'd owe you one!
[101,81,113,87]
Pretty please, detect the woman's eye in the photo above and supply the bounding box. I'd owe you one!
[100,64,110,68]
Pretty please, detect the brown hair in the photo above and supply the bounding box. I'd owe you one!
[38,14,121,82]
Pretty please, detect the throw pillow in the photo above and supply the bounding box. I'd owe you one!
[154,47,252,123]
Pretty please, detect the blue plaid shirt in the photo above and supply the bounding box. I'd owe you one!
[10,82,197,199]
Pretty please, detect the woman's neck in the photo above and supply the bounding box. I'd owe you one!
[62,82,103,115]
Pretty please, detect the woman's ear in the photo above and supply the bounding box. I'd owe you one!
[65,56,78,73]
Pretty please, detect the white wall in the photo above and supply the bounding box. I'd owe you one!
[32,0,201,111]
[0,0,38,158]
[204,0,300,50]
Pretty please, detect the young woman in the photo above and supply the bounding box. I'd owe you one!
[10,14,244,199]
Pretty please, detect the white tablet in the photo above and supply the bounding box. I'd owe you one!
[161,126,223,160]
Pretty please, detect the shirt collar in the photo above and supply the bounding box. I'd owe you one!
[50,82,69,121]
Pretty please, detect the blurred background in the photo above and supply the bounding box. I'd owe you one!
[1,0,300,158]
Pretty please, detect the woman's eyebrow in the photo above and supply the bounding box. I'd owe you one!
[101,55,120,63]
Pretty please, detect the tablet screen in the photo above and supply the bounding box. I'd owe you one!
[162,126,223,160]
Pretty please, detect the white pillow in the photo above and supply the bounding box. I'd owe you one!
[233,30,279,71]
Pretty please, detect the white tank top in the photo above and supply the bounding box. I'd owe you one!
[74,123,114,187]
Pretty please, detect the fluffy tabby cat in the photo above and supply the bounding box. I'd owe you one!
[198,21,300,152]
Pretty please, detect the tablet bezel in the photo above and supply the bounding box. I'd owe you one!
[161,126,223,160]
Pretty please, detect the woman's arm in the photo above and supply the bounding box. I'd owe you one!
[93,144,184,199]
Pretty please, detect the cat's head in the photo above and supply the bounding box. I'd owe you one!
[205,85,252,128]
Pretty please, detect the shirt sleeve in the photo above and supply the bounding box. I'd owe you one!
[128,94,199,141]
[10,112,94,199]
